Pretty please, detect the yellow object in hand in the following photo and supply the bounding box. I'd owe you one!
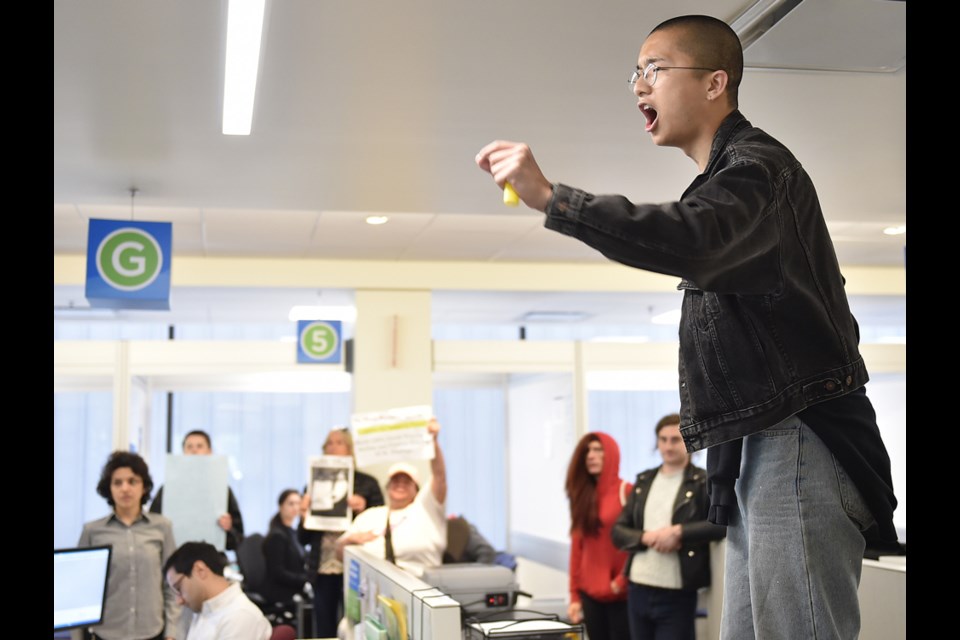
[503,182,520,206]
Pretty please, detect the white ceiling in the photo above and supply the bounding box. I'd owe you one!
[54,0,906,327]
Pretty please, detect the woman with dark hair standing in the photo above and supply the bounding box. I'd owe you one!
[73,451,180,640]
[298,427,384,638]
[565,431,632,640]
[262,489,309,616]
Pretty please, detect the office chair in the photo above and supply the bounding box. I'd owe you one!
[269,624,296,640]
[237,533,306,630]
[236,532,280,617]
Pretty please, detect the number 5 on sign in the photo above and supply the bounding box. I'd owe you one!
[297,320,343,364]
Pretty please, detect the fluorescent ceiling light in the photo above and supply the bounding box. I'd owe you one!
[288,305,358,322]
[366,216,390,225]
[589,336,650,343]
[651,309,682,325]
[586,370,682,391]
[883,225,906,236]
[222,0,267,136]
[518,311,590,323]
[54,306,118,319]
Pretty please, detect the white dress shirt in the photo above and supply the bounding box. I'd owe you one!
[186,582,271,640]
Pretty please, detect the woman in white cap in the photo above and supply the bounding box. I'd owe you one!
[336,417,447,577]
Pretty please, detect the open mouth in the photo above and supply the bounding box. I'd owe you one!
[640,103,658,132]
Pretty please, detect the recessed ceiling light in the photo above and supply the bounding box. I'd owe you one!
[883,225,906,236]
[288,305,357,322]
[365,216,390,225]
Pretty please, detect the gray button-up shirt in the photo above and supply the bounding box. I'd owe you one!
[73,511,182,640]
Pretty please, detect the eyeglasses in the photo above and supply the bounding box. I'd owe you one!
[629,62,719,88]
[171,574,186,596]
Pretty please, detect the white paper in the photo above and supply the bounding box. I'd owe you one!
[351,405,435,468]
[305,455,354,532]
[162,455,229,551]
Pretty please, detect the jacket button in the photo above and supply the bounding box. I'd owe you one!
[636,488,642,494]
[845,375,853,386]
[688,550,695,557]
[824,380,837,392]
[685,491,693,498]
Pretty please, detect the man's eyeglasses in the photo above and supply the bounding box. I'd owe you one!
[171,574,186,596]
[629,62,719,89]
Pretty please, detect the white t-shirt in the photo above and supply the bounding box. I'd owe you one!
[629,469,683,589]
[186,581,272,640]
[345,478,446,577]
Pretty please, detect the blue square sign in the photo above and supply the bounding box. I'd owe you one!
[85,219,172,310]
[297,320,343,364]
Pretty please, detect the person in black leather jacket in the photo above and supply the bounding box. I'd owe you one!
[262,489,309,612]
[612,415,725,640]
[477,14,896,640]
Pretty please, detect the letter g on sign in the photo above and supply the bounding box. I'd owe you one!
[95,228,164,291]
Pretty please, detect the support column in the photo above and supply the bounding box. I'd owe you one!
[352,289,434,483]
[112,341,131,451]
[352,289,433,412]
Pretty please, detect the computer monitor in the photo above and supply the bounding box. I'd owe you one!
[54,545,112,632]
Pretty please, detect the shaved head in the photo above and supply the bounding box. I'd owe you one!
[650,15,744,107]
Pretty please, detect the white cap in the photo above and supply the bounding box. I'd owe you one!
[387,462,421,487]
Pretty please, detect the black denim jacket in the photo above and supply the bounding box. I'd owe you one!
[545,111,868,452]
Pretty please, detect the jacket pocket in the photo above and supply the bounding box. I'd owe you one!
[681,289,777,414]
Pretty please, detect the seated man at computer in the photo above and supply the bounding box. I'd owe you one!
[336,417,447,577]
[163,542,271,640]
[151,430,245,550]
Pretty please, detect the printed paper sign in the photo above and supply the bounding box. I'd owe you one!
[351,405,434,468]
[304,455,354,532]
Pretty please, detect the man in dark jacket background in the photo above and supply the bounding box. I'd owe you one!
[613,414,726,640]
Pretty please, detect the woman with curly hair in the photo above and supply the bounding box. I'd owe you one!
[73,451,180,640]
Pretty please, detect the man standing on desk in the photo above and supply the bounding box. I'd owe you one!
[150,430,245,551]
[336,417,447,577]
[476,14,897,638]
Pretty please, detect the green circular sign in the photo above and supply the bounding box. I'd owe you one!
[301,322,340,360]
[95,228,163,291]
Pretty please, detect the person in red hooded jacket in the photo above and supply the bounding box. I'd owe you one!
[565,431,632,639]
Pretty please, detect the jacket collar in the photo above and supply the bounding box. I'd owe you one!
[704,110,750,174]
[640,463,703,484]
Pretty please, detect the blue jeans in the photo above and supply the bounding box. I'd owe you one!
[627,583,698,640]
[720,415,875,639]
